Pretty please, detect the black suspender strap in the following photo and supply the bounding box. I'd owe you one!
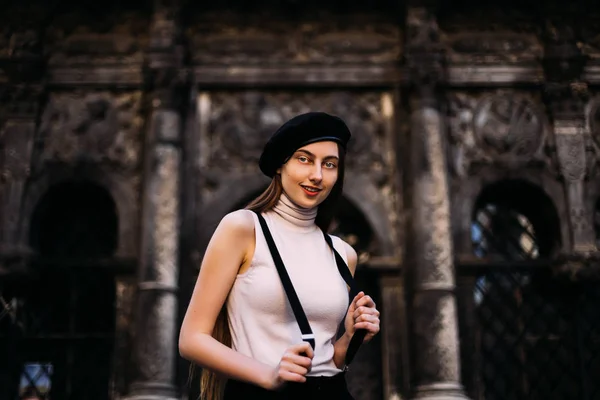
[253,211,365,367]
[321,231,367,366]
[254,212,316,350]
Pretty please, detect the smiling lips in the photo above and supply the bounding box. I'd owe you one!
[300,185,322,197]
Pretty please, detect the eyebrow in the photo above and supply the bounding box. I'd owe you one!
[296,149,339,161]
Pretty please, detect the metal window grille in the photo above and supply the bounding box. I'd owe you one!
[458,202,600,400]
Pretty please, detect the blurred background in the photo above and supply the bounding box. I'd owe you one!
[1,0,599,399]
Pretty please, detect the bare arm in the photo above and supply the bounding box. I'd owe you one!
[333,241,380,369]
[179,210,274,388]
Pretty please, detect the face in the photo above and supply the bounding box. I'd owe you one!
[277,141,340,209]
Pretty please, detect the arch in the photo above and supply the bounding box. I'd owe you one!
[453,168,570,255]
[471,179,562,259]
[20,166,138,258]
[29,181,118,258]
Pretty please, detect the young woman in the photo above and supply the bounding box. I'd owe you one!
[179,112,380,400]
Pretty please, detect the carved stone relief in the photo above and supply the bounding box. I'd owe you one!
[197,90,400,256]
[448,91,549,177]
[188,16,400,65]
[587,95,600,151]
[200,91,391,176]
[585,95,600,177]
[36,91,143,172]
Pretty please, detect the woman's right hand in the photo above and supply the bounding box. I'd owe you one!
[267,342,314,390]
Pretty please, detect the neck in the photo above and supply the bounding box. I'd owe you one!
[272,192,317,229]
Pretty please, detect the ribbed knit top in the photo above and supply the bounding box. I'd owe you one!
[226,194,349,376]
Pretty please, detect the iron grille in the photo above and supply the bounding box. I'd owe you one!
[459,201,600,400]
[0,270,116,400]
[462,270,600,400]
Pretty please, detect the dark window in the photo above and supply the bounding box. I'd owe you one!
[0,181,118,400]
[458,180,600,400]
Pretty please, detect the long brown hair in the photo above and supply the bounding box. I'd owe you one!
[197,143,346,400]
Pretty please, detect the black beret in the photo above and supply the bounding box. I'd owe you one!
[259,112,352,177]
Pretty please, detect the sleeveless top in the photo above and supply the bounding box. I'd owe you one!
[226,195,350,376]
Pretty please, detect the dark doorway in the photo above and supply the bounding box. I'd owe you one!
[0,181,119,400]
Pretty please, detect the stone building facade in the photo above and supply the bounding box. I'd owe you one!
[1,0,599,399]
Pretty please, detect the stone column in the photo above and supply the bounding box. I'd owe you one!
[0,88,39,248]
[405,6,468,400]
[542,22,596,253]
[0,35,44,272]
[126,2,183,399]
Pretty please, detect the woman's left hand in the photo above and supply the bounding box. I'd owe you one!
[344,291,380,343]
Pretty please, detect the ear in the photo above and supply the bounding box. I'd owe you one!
[276,167,282,175]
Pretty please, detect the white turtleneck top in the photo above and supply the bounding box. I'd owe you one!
[226,194,350,376]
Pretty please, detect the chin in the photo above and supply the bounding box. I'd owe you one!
[290,194,319,209]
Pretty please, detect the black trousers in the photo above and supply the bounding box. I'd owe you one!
[223,372,354,400]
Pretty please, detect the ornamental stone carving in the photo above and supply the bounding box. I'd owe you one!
[474,95,544,158]
[555,123,586,182]
[448,92,547,177]
[201,91,389,173]
[37,92,143,171]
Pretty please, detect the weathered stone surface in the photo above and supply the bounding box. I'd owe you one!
[37,91,144,171]
[447,91,550,178]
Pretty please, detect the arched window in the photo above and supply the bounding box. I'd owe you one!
[29,181,118,258]
[0,181,118,400]
[471,180,560,261]
[457,180,592,400]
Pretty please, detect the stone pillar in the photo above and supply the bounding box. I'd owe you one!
[126,2,184,399]
[405,6,468,400]
[542,22,596,253]
[0,30,44,272]
[0,88,40,249]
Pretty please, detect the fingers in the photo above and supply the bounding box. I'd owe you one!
[277,343,314,384]
[348,291,365,313]
[289,341,314,359]
[278,369,308,383]
[349,293,380,340]
[356,294,376,308]
[352,305,380,320]
[353,321,381,335]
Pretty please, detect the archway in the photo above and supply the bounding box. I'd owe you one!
[0,181,118,400]
[471,179,561,261]
[457,179,596,400]
[28,181,118,258]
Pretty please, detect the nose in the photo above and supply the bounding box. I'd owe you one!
[309,164,323,183]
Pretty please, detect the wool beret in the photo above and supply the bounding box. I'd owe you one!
[259,112,352,177]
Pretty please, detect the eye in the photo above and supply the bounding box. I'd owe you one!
[298,155,310,163]
[324,161,337,169]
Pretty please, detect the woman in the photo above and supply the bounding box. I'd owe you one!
[179,112,381,400]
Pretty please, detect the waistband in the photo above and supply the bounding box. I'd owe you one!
[285,372,347,391]
[225,372,347,392]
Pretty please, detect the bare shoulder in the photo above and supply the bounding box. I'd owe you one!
[212,209,255,245]
[218,209,255,235]
[330,235,358,275]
